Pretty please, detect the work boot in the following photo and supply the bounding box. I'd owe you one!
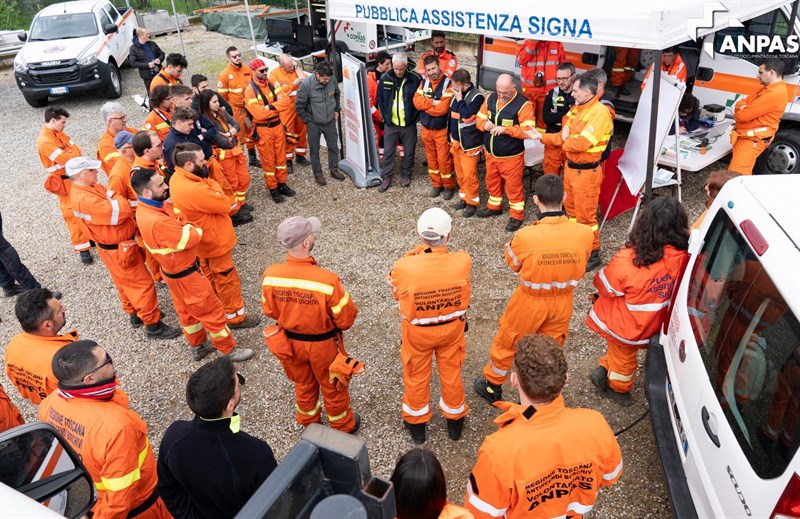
[80,250,93,265]
[600,387,633,406]
[190,341,215,362]
[475,207,502,218]
[146,321,182,340]
[453,200,467,210]
[589,366,610,392]
[505,218,523,232]
[270,189,285,203]
[463,205,477,218]
[224,347,254,362]
[295,155,309,165]
[314,172,328,186]
[378,178,392,193]
[442,187,456,200]
[129,313,144,329]
[474,377,503,404]
[330,168,346,181]
[2,284,24,297]
[403,420,426,444]
[349,411,362,435]
[248,148,258,167]
[286,160,294,175]
[231,211,254,227]
[400,177,411,188]
[429,186,442,198]
[447,418,465,441]
[278,183,296,197]
[241,202,254,213]
[229,314,261,330]
[586,250,602,272]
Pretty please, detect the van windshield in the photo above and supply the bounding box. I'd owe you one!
[29,13,98,41]
[687,209,800,479]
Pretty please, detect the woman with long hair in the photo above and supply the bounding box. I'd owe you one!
[692,170,741,230]
[391,448,473,519]
[587,196,690,405]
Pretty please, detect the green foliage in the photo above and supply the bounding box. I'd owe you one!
[0,0,32,30]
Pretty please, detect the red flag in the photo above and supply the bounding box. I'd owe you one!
[600,149,640,221]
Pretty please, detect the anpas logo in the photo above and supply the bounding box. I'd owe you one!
[687,2,799,58]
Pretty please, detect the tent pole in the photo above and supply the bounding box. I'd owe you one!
[644,50,662,202]
[170,0,186,57]
[243,0,259,58]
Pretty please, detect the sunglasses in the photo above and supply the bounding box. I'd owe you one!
[85,352,113,378]
[256,68,268,73]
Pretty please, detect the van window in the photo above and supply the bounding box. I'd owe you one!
[687,210,800,479]
[102,4,120,24]
[712,9,791,65]
[29,13,98,41]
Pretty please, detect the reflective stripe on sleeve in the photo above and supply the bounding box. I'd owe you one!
[46,164,64,173]
[466,481,507,517]
[626,301,670,312]
[262,276,335,295]
[103,151,120,163]
[73,211,92,222]
[588,308,649,346]
[603,460,623,480]
[505,244,520,267]
[49,148,64,161]
[597,268,624,296]
[331,292,350,315]
[95,439,149,491]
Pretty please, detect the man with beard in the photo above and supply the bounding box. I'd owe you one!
[218,47,258,166]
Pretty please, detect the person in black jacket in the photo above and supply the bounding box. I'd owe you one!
[129,28,166,91]
[157,357,277,519]
[541,62,576,175]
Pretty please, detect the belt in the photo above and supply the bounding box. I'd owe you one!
[60,175,69,180]
[285,328,339,342]
[567,159,602,170]
[127,487,159,518]
[256,120,281,128]
[96,235,136,250]
[162,260,200,279]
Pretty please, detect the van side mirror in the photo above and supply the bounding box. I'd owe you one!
[0,423,96,518]
[17,32,27,42]
[696,67,714,82]
[582,52,599,66]
[102,23,118,35]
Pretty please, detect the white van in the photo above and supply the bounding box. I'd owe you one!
[647,175,800,517]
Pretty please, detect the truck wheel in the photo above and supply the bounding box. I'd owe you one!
[326,41,348,80]
[103,62,122,99]
[23,95,48,108]
[754,128,800,175]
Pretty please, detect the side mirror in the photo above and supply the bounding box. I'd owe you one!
[696,67,714,82]
[103,23,118,35]
[582,52,599,66]
[17,32,27,42]
[0,423,96,518]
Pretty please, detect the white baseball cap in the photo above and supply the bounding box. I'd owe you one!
[417,208,452,240]
[65,157,102,177]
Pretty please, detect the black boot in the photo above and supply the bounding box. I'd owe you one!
[278,183,296,197]
[270,189,285,203]
[247,148,258,167]
[403,421,426,444]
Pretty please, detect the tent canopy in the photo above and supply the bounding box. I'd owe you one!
[327,0,788,49]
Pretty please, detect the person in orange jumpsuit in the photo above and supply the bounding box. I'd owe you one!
[475,74,536,232]
[392,448,474,519]
[534,72,613,272]
[587,197,689,406]
[40,340,171,519]
[0,383,23,433]
[640,47,688,92]
[98,101,138,174]
[692,170,740,230]
[388,208,471,443]
[142,85,173,141]
[416,30,458,79]
[218,46,258,166]
[66,157,181,339]
[758,346,800,462]
[270,54,310,173]
[36,106,93,264]
[5,288,77,406]
[610,47,641,96]
[414,56,456,199]
[541,62,576,175]
[168,143,260,330]
[132,131,170,177]
[149,52,186,92]
[474,175,593,404]
[132,168,254,363]
[367,51,392,158]
[244,58,297,204]
[730,58,789,175]
[261,216,360,433]
[467,334,622,519]
[516,39,564,131]
[448,69,485,218]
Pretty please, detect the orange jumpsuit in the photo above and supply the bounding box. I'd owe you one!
[416,49,459,78]
[466,398,622,519]
[36,126,92,252]
[414,75,455,189]
[541,96,613,251]
[39,390,170,519]
[476,93,536,221]
[440,503,474,519]
[388,244,471,424]
[762,347,800,447]
[269,66,308,162]
[642,54,688,91]
[261,255,358,432]
[730,80,788,175]
[209,111,250,210]
[0,384,23,433]
[367,69,384,154]
[98,126,139,174]
[168,166,249,326]
[142,108,172,142]
[483,216,593,386]
[5,330,79,405]
[610,48,641,87]
[244,78,294,190]
[449,85,485,207]
[517,40,564,131]
[218,63,255,148]
[587,245,688,393]
[71,182,162,325]
[149,72,181,92]
[136,199,236,354]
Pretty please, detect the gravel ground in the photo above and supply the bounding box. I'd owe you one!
[0,26,725,517]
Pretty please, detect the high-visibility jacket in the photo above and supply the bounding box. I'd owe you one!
[541,96,613,165]
[414,75,453,131]
[587,245,688,347]
[517,40,564,95]
[168,166,236,259]
[733,80,789,141]
[107,156,137,210]
[244,78,294,124]
[149,72,182,91]
[505,214,593,297]
[642,54,688,91]
[5,331,78,405]
[476,92,535,158]
[440,503,474,519]
[269,66,302,96]
[37,126,82,180]
[218,64,253,109]
[70,183,136,246]
[449,84,485,152]
[388,244,471,326]
[39,390,161,519]
[366,69,382,123]
[466,398,622,519]
[0,384,23,433]
[136,199,203,273]
[416,48,459,78]
[142,108,172,141]
[376,69,422,127]
[98,126,138,173]
[261,255,357,335]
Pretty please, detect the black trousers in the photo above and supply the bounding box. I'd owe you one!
[381,124,417,180]
[0,213,40,290]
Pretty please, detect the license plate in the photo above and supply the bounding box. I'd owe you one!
[49,86,69,95]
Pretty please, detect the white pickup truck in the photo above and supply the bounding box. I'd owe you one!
[13,0,137,108]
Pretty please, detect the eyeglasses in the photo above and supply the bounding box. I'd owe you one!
[151,142,163,148]
[110,115,128,122]
[84,352,113,379]
[556,74,574,81]
[230,54,241,59]
[256,68,268,73]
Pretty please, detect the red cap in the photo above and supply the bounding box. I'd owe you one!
[249,58,266,71]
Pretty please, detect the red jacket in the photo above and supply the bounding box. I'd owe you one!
[517,40,564,94]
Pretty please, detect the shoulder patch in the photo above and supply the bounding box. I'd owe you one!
[229,74,234,80]
[217,80,223,88]
[144,123,152,129]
